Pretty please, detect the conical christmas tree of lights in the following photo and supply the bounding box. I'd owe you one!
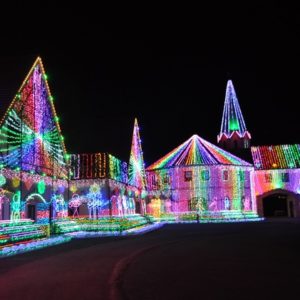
[0,57,69,178]
[128,118,146,189]
[217,80,251,143]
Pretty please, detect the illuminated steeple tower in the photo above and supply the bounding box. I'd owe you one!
[217,80,251,153]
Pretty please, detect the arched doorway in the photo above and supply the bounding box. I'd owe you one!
[0,198,10,220]
[263,194,288,217]
[26,194,47,222]
[0,189,12,220]
[258,189,300,218]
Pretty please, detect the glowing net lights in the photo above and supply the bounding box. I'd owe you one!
[147,134,251,170]
[251,145,300,197]
[146,134,257,218]
[0,57,68,179]
[70,153,128,183]
[0,174,6,186]
[251,145,300,170]
[128,118,146,189]
[217,80,251,142]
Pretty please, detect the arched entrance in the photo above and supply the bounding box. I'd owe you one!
[0,189,12,220]
[257,189,300,218]
[26,194,47,222]
[0,198,10,220]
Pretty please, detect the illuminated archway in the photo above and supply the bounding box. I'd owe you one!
[256,189,300,218]
[25,193,48,221]
[0,188,11,220]
[26,193,47,203]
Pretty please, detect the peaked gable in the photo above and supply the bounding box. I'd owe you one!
[147,134,252,170]
[0,57,68,178]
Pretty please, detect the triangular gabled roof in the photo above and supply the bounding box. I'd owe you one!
[217,80,250,142]
[147,134,252,170]
[0,57,69,178]
[128,118,146,189]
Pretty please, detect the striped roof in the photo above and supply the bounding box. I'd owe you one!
[147,134,252,170]
[251,144,300,170]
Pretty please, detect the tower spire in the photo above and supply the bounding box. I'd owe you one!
[128,118,146,190]
[217,80,251,152]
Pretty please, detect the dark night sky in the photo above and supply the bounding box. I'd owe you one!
[0,4,300,165]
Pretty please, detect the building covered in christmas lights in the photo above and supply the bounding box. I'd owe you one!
[1,57,299,231]
[251,145,300,218]
[68,151,146,218]
[67,118,147,218]
[0,58,146,228]
[0,57,70,224]
[145,134,258,219]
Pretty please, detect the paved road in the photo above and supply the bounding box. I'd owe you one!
[1,220,300,300]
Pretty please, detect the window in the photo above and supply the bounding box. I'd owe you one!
[151,175,158,189]
[281,172,289,183]
[201,169,210,181]
[224,196,231,210]
[239,170,245,181]
[184,171,193,181]
[222,170,229,181]
[265,173,273,183]
[163,175,170,184]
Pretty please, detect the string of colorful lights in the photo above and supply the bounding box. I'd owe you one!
[0,57,68,179]
[217,80,251,142]
[128,118,146,189]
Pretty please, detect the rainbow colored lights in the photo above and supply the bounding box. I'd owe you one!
[251,145,300,213]
[217,80,251,143]
[6,56,298,258]
[251,145,300,170]
[128,118,146,189]
[147,134,251,170]
[0,57,68,179]
[70,153,128,183]
[146,134,257,218]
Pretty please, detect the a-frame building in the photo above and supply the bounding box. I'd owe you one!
[0,57,69,223]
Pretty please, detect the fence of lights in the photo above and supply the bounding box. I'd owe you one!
[0,235,71,258]
[53,214,151,235]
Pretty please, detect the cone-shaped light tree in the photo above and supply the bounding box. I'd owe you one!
[217,80,251,151]
[128,118,146,190]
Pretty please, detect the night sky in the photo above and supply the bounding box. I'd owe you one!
[0,4,299,166]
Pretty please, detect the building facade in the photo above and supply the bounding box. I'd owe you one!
[1,58,299,225]
[146,135,257,218]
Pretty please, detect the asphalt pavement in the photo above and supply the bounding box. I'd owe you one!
[1,219,300,300]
